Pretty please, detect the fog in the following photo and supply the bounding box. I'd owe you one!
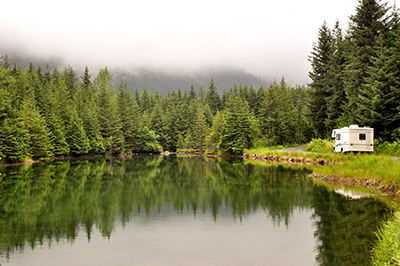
[0,0,387,85]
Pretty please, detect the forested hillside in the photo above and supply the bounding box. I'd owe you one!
[308,0,400,141]
[0,56,312,162]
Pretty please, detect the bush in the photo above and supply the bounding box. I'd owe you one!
[374,139,400,157]
[304,139,333,153]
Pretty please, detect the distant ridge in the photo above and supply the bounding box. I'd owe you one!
[113,68,269,94]
[6,53,270,94]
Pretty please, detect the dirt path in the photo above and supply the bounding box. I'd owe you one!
[275,145,310,154]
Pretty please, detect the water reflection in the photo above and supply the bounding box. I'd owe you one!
[0,156,391,265]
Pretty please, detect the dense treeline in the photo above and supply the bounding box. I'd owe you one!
[0,55,313,162]
[309,0,400,140]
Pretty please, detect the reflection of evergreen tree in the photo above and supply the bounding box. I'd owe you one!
[311,185,391,266]
[0,157,390,264]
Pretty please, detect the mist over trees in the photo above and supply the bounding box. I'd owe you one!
[308,0,400,141]
[6,53,270,95]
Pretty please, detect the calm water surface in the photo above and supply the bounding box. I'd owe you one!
[0,156,391,266]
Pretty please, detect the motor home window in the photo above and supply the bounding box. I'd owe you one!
[359,133,366,140]
[336,134,340,140]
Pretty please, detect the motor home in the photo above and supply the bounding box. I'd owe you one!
[331,125,374,153]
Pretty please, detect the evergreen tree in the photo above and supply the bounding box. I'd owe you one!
[247,86,259,116]
[67,108,90,155]
[139,88,152,113]
[190,102,208,151]
[360,34,400,139]
[344,0,390,124]
[274,78,297,145]
[259,79,296,146]
[206,78,221,115]
[22,100,54,158]
[292,86,313,145]
[308,21,333,138]
[94,68,124,154]
[218,94,254,154]
[45,80,70,156]
[205,111,224,151]
[189,83,197,101]
[150,101,170,151]
[164,91,181,151]
[259,85,277,147]
[79,68,105,154]
[63,65,78,98]
[0,82,30,162]
[118,81,142,152]
[325,21,347,130]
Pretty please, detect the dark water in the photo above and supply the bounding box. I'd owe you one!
[0,156,391,266]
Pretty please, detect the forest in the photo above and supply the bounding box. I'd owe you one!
[0,55,311,162]
[1,0,400,163]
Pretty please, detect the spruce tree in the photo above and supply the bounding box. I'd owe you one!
[118,81,142,152]
[94,68,124,154]
[205,78,221,115]
[190,102,208,151]
[325,21,346,130]
[79,67,105,154]
[150,101,170,151]
[205,111,224,151]
[360,36,400,139]
[22,99,54,158]
[344,0,390,124]
[0,84,30,162]
[308,21,333,138]
[45,80,70,156]
[189,83,197,101]
[218,94,254,154]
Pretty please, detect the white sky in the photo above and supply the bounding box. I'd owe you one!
[0,0,395,85]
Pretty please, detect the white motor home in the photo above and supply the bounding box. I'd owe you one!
[331,125,374,153]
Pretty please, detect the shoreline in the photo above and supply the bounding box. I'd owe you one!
[244,151,400,197]
[2,151,399,197]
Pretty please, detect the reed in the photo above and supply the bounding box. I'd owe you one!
[371,210,400,266]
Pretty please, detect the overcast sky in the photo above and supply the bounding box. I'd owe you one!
[0,0,395,85]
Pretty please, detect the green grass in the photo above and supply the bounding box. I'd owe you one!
[372,210,400,266]
[313,153,400,185]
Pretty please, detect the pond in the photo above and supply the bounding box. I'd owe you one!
[0,156,391,266]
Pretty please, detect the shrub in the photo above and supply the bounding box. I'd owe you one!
[374,139,400,157]
[304,139,333,153]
